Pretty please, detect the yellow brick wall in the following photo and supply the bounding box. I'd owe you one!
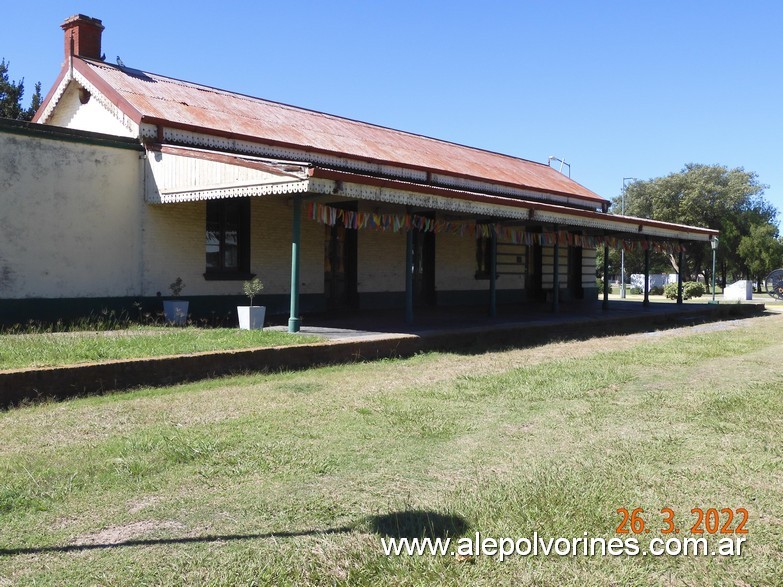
[142,197,323,297]
[435,233,524,291]
[357,229,405,292]
[435,232,485,291]
[355,201,404,293]
[249,198,322,295]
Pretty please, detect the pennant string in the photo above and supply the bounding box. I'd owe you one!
[306,202,686,254]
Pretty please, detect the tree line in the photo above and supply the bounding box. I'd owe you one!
[602,163,781,292]
[0,59,42,121]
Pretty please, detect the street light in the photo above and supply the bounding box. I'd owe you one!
[548,156,571,178]
[620,177,638,299]
[710,236,719,303]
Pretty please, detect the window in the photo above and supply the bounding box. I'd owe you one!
[205,198,251,278]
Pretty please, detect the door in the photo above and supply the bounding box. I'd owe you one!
[526,243,544,301]
[324,223,358,309]
[412,230,436,306]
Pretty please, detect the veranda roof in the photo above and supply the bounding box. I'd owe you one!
[145,144,717,243]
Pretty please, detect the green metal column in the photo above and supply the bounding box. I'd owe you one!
[288,195,302,333]
[643,247,650,307]
[601,244,609,310]
[677,248,684,305]
[405,230,414,324]
[552,226,560,313]
[489,233,497,317]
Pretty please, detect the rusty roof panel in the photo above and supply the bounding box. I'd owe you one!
[79,59,607,205]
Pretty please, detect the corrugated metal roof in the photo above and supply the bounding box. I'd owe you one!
[75,58,607,206]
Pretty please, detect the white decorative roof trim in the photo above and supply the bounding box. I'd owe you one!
[533,210,712,241]
[140,123,158,138]
[37,76,71,123]
[149,179,310,204]
[308,178,531,221]
[152,125,600,208]
[430,172,596,210]
[70,69,140,135]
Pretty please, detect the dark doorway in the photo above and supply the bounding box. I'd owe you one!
[412,230,436,307]
[324,218,358,310]
[568,246,584,300]
[526,243,544,301]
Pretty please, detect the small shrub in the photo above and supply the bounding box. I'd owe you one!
[629,286,642,295]
[596,279,612,295]
[242,277,265,306]
[663,281,705,300]
[649,286,664,296]
[169,277,185,297]
[683,281,705,299]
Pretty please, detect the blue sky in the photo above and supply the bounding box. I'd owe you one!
[4,1,782,223]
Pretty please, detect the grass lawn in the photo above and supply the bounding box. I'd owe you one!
[1,314,782,585]
[0,328,324,370]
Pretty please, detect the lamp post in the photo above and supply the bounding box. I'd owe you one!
[548,156,571,178]
[620,177,638,299]
[710,236,719,303]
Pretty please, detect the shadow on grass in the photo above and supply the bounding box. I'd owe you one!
[366,510,469,540]
[0,526,353,557]
[0,510,469,557]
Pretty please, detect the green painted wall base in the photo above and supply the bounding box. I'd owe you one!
[1,288,600,328]
[0,295,327,328]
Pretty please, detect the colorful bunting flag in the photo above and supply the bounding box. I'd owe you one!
[304,201,686,254]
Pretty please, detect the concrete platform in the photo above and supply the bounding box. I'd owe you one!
[0,301,767,409]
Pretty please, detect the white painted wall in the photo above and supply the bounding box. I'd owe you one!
[0,132,143,298]
[583,247,597,288]
[541,246,568,288]
[47,81,135,137]
[0,129,324,301]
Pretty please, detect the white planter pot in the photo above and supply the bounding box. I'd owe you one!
[163,300,189,325]
[237,305,266,330]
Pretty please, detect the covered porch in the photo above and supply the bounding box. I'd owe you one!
[144,144,718,332]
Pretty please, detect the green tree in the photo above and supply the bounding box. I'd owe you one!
[737,223,783,291]
[0,58,42,121]
[615,164,775,290]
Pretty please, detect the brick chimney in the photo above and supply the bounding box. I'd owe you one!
[61,14,104,60]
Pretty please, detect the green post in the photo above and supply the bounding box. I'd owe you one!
[711,248,716,302]
[552,226,560,313]
[405,230,413,324]
[489,233,497,317]
[288,195,301,333]
[643,247,650,307]
[677,248,684,305]
[601,244,609,310]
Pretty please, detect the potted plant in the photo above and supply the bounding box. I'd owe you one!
[238,277,265,330]
[162,277,189,325]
